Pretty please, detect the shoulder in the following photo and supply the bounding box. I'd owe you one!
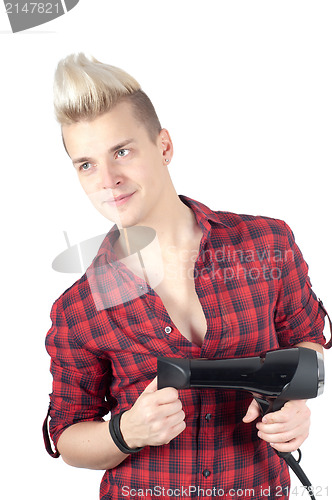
[50,273,93,329]
[182,195,289,240]
[213,209,290,242]
[50,228,117,328]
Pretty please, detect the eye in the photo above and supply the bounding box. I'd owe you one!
[79,162,93,172]
[116,149,130,158]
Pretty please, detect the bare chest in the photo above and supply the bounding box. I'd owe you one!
[114,226,207,346]
[154,259,207,347]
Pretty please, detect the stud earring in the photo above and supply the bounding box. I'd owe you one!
[165,159,170,163]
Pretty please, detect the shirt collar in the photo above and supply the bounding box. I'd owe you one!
[95,225,120,263]
[179,194,231,230]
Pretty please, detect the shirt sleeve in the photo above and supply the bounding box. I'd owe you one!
[45,297,113,450]
[274,221,328,348]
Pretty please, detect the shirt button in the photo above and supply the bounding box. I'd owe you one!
[203,469,211,478]
[205,413,212,421]
[165,326,172,334]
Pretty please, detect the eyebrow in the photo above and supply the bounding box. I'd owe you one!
[72,138,135,165]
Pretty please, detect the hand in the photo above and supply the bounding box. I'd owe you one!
[120,377,186,449]
[243,399,311,453]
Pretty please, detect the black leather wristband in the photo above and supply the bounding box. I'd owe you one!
[109,411,144,454]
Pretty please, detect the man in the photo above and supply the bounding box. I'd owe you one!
[44,53,329,499]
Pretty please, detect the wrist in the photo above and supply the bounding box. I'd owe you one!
[120,410,140,449]
[109,411,144,454]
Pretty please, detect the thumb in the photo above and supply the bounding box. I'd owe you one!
[142,376,158,394]
[243,398,261,423]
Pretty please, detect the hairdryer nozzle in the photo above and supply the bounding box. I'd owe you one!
[317,351,325,397]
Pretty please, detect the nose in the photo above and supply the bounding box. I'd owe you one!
[98,163,123,190]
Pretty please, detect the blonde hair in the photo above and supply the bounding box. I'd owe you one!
[54,53,162,141]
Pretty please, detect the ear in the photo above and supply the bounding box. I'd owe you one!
[158,128,173,164]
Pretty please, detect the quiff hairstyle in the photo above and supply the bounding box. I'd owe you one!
[54,53,162,142]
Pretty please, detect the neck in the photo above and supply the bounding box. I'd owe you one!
[115,193,201,260]
[145,193,200,250]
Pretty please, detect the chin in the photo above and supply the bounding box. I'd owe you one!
[102,212,142,229]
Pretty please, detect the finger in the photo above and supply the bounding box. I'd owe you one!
[257,413,309,436]
[166,409,186,428]
[147,399,183,421]
[257,419,300,435]
[257,420,309,446]
[261,407,289,425]
[146,410,186,446]
[258,406,310,438]
[165,420,187,444]
[142,376,158,394]
[270,437,304,453]
[154,387,180,405]
[142,378,179,405]
[258,428,298,443]
[243,399,261,423]
[261,400,308,425]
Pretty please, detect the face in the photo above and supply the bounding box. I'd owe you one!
[62,101,173,228]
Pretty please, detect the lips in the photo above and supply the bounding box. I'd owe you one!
[104,192,134,206]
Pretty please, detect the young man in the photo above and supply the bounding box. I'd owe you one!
[45,53,329,499]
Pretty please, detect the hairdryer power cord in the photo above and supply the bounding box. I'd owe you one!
[278,449,316,500]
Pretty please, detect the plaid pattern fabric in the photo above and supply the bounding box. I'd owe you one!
[46,196,327,499]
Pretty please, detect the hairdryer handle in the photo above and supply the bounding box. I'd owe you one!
[254,396,285,416]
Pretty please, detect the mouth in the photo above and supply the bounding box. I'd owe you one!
[104,192,135,207]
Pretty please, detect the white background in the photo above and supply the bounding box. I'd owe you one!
[1,1,331,499]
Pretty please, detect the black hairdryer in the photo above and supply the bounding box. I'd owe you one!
[157,347,324,500]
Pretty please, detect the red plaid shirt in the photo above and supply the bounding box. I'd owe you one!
[45,196,327,500]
